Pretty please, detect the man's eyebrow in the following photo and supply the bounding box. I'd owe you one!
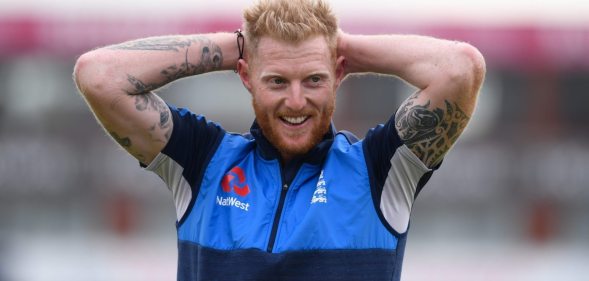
[259,72,282,79]
[307,71,330,77]
[259,70,331,79]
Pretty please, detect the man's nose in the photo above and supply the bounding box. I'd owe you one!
[284,83,306,111]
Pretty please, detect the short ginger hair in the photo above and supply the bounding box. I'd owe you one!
[243,0,339,59]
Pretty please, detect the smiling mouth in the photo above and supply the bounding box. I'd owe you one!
[280,116,310,126]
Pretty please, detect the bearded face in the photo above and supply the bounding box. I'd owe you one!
[253,91,335,159]
[238,36,344,161]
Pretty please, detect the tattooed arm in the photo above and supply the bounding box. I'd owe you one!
[338,32,486,167]
[73,33,239,165]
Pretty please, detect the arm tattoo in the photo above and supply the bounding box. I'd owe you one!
[122,37,223,95]
[395,91,470,167]
[107,36,196,52]
[109,132,131,147]
[135,92,173,144]
[126,74,160,94]
[106,36,218,157]
[134,93,171,130]
[108,131,149,164]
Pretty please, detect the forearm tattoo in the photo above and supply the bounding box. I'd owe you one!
[395,91,470,167]
[110,36,223,95]
[107,36,196,52]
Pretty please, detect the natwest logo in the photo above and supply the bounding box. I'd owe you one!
[217,166,251,212]
[221,166,250,197]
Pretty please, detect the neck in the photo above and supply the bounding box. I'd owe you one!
[280,152,294,166]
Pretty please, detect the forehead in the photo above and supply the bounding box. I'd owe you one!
[251,36,333,75]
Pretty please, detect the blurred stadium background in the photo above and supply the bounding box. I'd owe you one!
[1,0,588,280]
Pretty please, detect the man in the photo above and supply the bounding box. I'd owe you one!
[74,0,485,280]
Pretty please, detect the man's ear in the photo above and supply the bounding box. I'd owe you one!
[237,59,253,93]
[334,55,346,88]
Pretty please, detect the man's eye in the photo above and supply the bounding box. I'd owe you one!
[271,77,285,85]
[310,76,321,83]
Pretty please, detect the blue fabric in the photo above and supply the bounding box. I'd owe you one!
[158,106,430,281]
[177,241,401,281]
[177,132,398,252]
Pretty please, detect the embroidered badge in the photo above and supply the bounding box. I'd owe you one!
[311,170,327,204]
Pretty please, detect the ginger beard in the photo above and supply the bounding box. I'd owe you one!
[253,94,335,160]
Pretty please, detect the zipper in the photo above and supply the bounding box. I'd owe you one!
[266,181,289,253]
[266,157,305,253]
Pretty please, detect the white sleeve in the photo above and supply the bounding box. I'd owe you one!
[379,145,432,233]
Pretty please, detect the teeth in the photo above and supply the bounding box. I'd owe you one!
[283,116,307,125]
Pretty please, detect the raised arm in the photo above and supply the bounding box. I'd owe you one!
[73,33,239,165]
[338,32,486,168]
